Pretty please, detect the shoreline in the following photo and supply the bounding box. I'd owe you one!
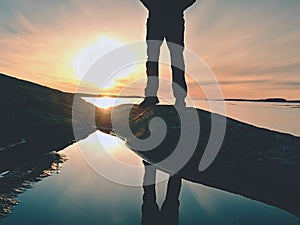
[1,73,300,219]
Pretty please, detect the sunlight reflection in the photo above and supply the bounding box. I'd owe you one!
[83,97,142,109]
[76,131,171,186]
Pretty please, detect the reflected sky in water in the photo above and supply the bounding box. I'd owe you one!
[1,130,300,225]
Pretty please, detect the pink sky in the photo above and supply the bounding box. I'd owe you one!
[0,0,300,99]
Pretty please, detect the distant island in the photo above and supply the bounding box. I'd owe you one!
[223,98,300,103]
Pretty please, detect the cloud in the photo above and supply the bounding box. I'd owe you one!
[0,0,300,98]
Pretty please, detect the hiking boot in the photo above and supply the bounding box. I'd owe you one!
[139,96,159,108]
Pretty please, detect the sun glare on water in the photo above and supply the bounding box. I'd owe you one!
[73,36,137,89]
[94,97,117,109]
[83,97,141,109]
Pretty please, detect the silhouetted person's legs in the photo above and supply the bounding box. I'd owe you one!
[161,174,182,225]
[144,40,163,97]
[141,160,160,225]
[141,21,187,107]
[140,1,195,108]
[140,20,164,108]
[166,21,187,107]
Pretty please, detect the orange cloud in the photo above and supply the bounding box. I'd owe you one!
[1,0,300,99]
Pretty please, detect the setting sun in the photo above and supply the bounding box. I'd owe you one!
[72,36,138,89]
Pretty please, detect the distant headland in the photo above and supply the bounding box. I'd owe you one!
[223,98,300,103]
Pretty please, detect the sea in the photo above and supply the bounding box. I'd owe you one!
[0,98,299,225]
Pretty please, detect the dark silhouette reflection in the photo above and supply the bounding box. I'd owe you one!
[142,160,182,225]
[139,0,196,108]
[97,104,300,219]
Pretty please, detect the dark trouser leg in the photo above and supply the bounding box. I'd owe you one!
[166,23,187,100]
[165,174,182,200]
[145,20,164,97]
[161,174,182,225]
[141,161,160,225]
[145,40,163,97]
[170,48,187,100]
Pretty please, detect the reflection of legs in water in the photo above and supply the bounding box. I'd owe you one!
[141,160,160,225]
[141,160,182,225]
[161,174,182,225]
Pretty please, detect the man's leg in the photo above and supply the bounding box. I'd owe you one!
[166,22,187,107]
[141,160,160,225]
[169,45,187,105]
[140,21,164,107]
[161,174,182,225]
[144,40,163,98]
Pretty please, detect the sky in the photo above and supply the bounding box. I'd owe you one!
[0,0,300,99]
